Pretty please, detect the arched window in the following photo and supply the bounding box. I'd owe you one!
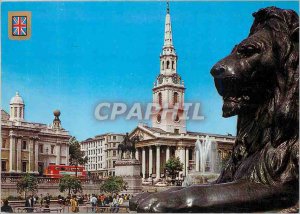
[172,61,175,69]
[158,93,162,106]
[167,61,170,69]
[162,61,164,70]
[174,114,180,122]
[173,92,178,105]
[157,114,161,123]
[14,107,17,118]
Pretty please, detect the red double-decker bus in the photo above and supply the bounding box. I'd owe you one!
[44,165,87,178]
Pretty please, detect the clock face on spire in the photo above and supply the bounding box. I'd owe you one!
[172,76,178,84]
[158,76,163,84]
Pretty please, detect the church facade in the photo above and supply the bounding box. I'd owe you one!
[129,4,235,180]
[1,92,71,175]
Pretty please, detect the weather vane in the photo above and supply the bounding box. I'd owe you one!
[167,0,170,14]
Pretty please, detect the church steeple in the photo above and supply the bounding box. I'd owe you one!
[160,1,177,75]
[163,1,174,51]
[152,1,186,134]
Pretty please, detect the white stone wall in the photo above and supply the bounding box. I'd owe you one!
[80,134,124,177]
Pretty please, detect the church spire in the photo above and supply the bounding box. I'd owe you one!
[152,1,186,134]
[159,0,178,75]
[163,0,174,50]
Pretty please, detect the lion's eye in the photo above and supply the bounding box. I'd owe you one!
[237,45,260,57]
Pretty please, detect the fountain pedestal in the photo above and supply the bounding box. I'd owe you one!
[115,158,142,195]
[182,171,219,186]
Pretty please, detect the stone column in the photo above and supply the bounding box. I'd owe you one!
[178,146,185,176]
[56,144,61,165]
[142,148,146,179]
[28,138,33,172]
[135,148,139,160]
[17,138,22,172]
[65,144,69,165]
[156,145,160,179]
[195,149,200,172]
[9,131,16,172]
[149,146,153,177]
[34,139,39,173]
[185,148,189,176]
[166,146,170,162]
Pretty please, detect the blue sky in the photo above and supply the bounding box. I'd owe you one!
[2,1,298,141]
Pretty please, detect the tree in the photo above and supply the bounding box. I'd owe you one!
[59,175,82,195]
[165,157,183,182]
[100,176,127,194]
[17,173,38,198]
[69,136,88,177]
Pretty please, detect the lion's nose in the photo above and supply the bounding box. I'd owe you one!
[211,64,226,77]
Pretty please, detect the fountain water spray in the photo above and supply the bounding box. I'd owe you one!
[195,135,212,173]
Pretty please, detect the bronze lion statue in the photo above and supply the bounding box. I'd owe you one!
[130,7,299,212]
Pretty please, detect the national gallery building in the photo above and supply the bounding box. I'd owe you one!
[1,92,71,175]
[129,5,235,180]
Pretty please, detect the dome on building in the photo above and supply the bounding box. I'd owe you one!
[53,109,61,117]
[10,92,24,105]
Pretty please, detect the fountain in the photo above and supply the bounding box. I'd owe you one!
[196,135,212,173]
[183,135,219,186]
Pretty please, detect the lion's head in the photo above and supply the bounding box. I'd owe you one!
[211,7,298,121]
[211,7,299,185]
[211,7,298,164]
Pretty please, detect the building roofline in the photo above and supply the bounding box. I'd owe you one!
[81,132,126,143]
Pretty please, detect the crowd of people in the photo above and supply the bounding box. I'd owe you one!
[1,193,132,213]
[89,193,131,213]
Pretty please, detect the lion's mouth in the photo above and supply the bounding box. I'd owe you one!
[222,96,250,117]
[214,77,252,117]
[223,95,250,103]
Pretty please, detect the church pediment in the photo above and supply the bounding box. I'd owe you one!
[129,126,156,142]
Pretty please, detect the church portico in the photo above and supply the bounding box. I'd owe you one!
[130,124,235,180]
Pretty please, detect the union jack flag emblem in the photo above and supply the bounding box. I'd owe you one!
[12,16,27,36]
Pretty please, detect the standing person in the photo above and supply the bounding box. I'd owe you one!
[118,195,123,207]
[111,195,119,213]
[70,195,79,213]
[90,194,97,213]
[25,195,34,213]
[44,193,51,206]
[65,194,71,206]
[39,194,44,207]
[97,194,101,207]
[1,199,13,213]
[117,195,123,213]
[104,194,109,206]
[108,194,113,204]
[100,194,105,206]
[33,195,37,205]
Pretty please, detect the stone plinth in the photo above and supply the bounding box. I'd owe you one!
[115,159,142,195]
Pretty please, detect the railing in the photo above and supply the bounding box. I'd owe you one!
[13,206,63,213]
[1,176,103,184]
[12,205,129,213]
